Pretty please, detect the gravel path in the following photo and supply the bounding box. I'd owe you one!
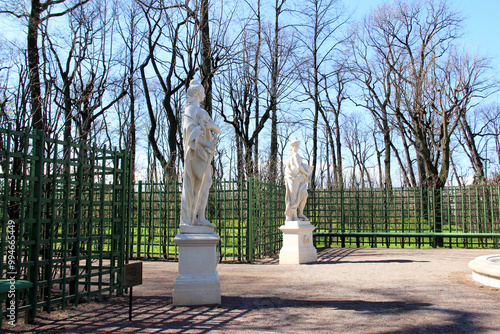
[6,248,500,333]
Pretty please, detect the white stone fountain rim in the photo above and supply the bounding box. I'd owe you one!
[468,254,500,288]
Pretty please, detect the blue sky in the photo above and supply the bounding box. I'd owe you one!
[456,0,500,63]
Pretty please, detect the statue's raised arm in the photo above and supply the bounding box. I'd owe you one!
[180,79,221,227]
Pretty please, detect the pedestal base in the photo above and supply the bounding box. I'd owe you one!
[173,232,221,305]
[279,220,317,264]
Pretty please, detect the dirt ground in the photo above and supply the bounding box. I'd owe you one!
[4,248,500,334]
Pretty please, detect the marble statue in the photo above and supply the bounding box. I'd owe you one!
[285,137,313,221]
[180,79,221,227]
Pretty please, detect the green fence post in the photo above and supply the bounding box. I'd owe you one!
[137,181,142,258]
[341,187,345,247]
[86,143,97,303]
[165,180,170,259]
[16,128,32,317]
[98,148,106,301]
[28,129,45,321]
[73,141,86,306]
[239,179,244,261]
[124,150,132,264]
[117,149,130,296]
[247,178,254,262]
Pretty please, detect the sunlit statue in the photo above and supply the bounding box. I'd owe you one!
[180,79,221,227]
[285,137,313,222]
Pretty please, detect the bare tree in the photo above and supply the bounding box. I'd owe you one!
[0,44,29,130]
[266,0,296,183]
[323,63,350,188]
[343,113,375,188]
[355,0,496,246]
[296,0,349,189]
[139,1,198,180]
[115,0,146,184]
[484,104,500,176]
[455,111,486,183]
[351,7,402,190]
[355,0,495,191]
[44,0,126,145]
[200,0,212,116]
[1,0,91,131]
[217,1,282,179]
[468,103,500,180]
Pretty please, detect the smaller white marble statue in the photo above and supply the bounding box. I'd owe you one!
[285,137,313,222]
[180,79,221,227]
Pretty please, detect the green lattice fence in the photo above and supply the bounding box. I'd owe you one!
[0,127,132,322]
[131,178,285,262]
[131,183,500,262]
[308,187,500,248]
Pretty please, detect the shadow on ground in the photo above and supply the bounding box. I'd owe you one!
[5,248,497,334]
[256,247,430,265]
[11,295,485,334]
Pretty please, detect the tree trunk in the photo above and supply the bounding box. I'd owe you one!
[268,0,281,183]
[128,14,137,185]
[163,98,179,180]
[28,0,44,130]
[459,117,485,183]
[334,112,343,188]
[236,134,244,179]
[382,115,392,189]
[253,0,262,178]
[200,0,212,117]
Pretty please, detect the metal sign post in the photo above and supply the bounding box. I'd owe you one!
[123,262,143,321]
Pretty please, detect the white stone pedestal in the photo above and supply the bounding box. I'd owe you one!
[173,225,221,305]
[279,221,317,264]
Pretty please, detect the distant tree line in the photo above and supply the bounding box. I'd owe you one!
[1,0,498,189]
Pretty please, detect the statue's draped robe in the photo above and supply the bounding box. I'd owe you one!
[285,151,311,221]
[180,105,214,225]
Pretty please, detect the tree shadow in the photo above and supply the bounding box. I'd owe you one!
[221,295,432,313]
[254,248,430,265]
[11,295,486,334]
[315,248,430,264]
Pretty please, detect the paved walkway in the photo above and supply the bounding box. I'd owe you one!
[6,248,500,333]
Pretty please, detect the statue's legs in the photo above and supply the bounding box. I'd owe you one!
[287,209,298,221]
[297,196,308,221]
[189,156,213,225]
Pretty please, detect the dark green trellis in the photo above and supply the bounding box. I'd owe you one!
[132,178,285,262]
[0,126,132,322]
[307,187,500,249]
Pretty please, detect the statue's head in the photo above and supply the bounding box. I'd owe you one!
[187,79,205,102]
[290,137,300,148]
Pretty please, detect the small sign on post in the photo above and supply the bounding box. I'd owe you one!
[124,262,143,321]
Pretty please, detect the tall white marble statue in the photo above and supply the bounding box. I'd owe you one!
[180,79,221,227]
[285,137,313,222]
[173,79,221,305]
[279,137,317,265]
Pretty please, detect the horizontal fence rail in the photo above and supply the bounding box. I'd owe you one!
[0,127,131,323]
